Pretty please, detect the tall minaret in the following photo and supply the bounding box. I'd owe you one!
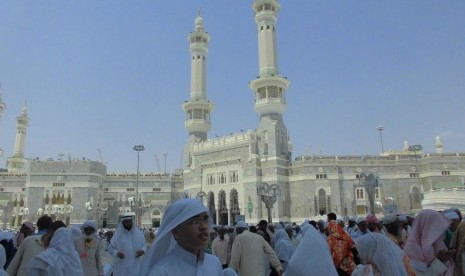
[8,104,30,173]
[0,85,6,129]
[182,12,214,144]
[250,0,291,158]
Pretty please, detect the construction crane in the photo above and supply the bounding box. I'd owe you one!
[154,154,162,173]
[98,148,105,164]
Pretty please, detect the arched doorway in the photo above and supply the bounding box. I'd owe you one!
[151,209,161,227]
[218,190,228,225]
[318,188,327,215]
[230,189,240,225]
[208,191,217,224]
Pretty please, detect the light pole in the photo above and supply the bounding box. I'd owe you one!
[256,183,281,223]
[133,144,145,228]
[163,153,168,175]
[376,126,384,153]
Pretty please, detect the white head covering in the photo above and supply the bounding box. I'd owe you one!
[285,225,337,276]
[81,220,97,230]
[354,232,409,275]
[110,214,145,260]
[27,227,83,276]
[140,198,209,276]
[382,213,397,225]
[444,212,459,220]
[70,226,82,240]
[235,221,248,228]
[274,229,294,262]
[356,217,367,224]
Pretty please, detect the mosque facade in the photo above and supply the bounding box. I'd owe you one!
[0,0,464,229]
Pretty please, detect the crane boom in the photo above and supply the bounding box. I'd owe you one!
[154,154,162,173]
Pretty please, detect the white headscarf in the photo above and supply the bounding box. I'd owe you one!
[285,225,337,276]
[140,198,209,275]
[274,229,294,262]
[354,232,408,275]
[81,220,97,231]
[28,227,83,276]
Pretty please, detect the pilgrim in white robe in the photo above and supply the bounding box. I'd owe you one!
[108,217,146,276]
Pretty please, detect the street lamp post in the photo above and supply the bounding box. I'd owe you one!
[256,183,281,223]
[376,126,384,153]
[133,144,145,228]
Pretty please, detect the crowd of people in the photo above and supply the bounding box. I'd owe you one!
[0,200,464,276]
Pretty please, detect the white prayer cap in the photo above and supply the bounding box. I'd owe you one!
[445,212,459,220]
[356,217,367,224]
[348,217,356,222]
[382,213,397,225]
[121,212,135,219]
[81,220,97,230]
[235,221,248,228]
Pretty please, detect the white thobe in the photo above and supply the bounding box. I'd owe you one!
[145,244,222,276]
[212,236,230,265]
[108,230,145,276]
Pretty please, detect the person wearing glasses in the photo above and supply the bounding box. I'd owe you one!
[140,198,225,276]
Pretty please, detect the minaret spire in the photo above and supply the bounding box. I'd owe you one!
[250,0,291,158]
[0,85,6,130]
[8,103,30,173]
[182,12,214,143]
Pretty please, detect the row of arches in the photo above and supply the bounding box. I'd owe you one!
[206,189,241,225]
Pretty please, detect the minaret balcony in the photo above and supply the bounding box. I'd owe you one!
[254,98,286,115]
[185,119,211,133]
[182,100,213,112]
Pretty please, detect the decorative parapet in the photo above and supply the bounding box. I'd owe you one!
[190,130,257,153]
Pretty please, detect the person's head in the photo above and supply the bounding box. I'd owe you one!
[122,217,133,231]
[235,221,248,235]
[327,213,337,222]
[81,220,97,237]
[219,228,225,240]
[285,225,293,239]
[366,214,379,232]
[36,215,53,231]
[258,220,268,231]
[105,231,114,241]
[348,218,356,228]
[356,217,368,233]
[317,220,325,233]
[42,220,66,248]
[172,211,210,253]
[309,220,317,229]
[383,214,400,236]
[20,221,34,236]
[249,225,257,233]
[444,211,460,232]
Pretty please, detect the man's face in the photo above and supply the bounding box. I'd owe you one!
[348,220,356,227]
[122,219,133,230]
[357,221,368,232]
[20,224,32,235]
[259,222,267,231]
[83,227,95,236]
[172,212,210,253]
[106,232,114,241]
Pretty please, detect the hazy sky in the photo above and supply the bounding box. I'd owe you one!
[1,1,464,173]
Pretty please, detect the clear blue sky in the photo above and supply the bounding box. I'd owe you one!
[1,1,464,173]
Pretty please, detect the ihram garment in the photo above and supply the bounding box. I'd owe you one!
[352,232,415,276]
[274,229,294,271]
[140,198,222,276]
[108,217,146,276]
[74,220,104,276]
[451,221,465,276]
[285,224,337,276]
[0,246,7,276]
[26,227,83,276]
[326,220,356,275]
[403,209,452,276]
[6,234,46,276]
